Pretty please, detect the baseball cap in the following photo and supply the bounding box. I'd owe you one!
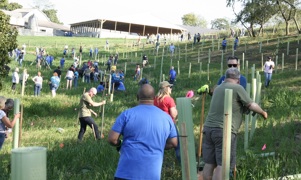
[159,81,173,89]
[91,88,97,95]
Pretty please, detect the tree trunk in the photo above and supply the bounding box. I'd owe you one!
[285,21,289,35]
[293,17,301,34]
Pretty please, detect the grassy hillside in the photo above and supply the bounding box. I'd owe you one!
[1,35,301,180]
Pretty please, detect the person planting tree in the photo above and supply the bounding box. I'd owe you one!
[77,87,106,141]
[201,68,268,180]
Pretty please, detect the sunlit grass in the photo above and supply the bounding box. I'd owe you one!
[1,35,301,179]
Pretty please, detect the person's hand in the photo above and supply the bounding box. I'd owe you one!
[102,100,106,105]
[197,85,209,94]
[92,111,98,117]
[261,111,268,119]
[14,112,21,119]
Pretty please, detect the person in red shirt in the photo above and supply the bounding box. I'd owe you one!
[154,81,177,122]
[154,81,180,162]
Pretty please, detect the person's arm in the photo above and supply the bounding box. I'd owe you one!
[247,102,268,119]
[89,100,106,107]
[165,137,178,150]
[2,113,20,128]
[169,107,178,120]
[108,129,121,146]
[32,76,36,82]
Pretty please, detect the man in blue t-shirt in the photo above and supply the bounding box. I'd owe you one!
[198,56,246,96]
[108,84,178,180]
[169,66,177,85]
[217,56,247,89]
[60,57,65,70]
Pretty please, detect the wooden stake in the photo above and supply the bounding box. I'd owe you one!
[18,104,23,147]
[197,93,206,172]
[101,104,105,139]
[91,124,96,140]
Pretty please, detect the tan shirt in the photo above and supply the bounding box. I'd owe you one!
[79,93,94,117]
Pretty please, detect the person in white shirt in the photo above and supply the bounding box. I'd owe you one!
[169,43,175,57]
[65,68,74,90]
[32,71,43,96]
[11,68,19,92]
[264,56,275,88]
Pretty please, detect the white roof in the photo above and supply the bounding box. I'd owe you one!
[110,13,185,30]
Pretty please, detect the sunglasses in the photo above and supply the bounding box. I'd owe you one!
[228,64,238,68]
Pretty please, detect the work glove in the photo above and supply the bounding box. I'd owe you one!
[197,85,209,94]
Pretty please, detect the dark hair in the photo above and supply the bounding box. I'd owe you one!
[5,99,14,110]
[227,56,239,61]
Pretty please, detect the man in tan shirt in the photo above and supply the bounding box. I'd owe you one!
[78,87,106,141]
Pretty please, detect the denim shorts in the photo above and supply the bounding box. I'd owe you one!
[202,126,237,168]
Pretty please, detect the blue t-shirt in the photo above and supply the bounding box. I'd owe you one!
[217,75,247,89]
[74,71,79,78]
[117,82,126,91]
[112,73,120,83]
[60,58,65,65]
[169,69,177,79]
[222,40,227,46]
[97,85,104,93]
[234,39,239,45]
[112,105,177,180]
[45,56,51,64]
[50,76,60,88]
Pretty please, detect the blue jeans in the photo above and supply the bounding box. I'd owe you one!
[0,133,5,150]
[78,117,100,140]
[34,84,42,96]
[18,58,23,66]
[74,77,78,87]
[84,75,90,83]
[265,72,272,87]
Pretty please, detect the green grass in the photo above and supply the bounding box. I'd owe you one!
[1,34,301,179]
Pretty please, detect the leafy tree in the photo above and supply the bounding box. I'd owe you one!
[0,0,22,11]
[43,9,62,24]
[33,0,54,10]
[0,11,18,89]
[228,0,277,37]
[276,0,301,35]
[33,0,62,24]
[182,13,208,28]
[211,18,230,30]
[6,2,22,11]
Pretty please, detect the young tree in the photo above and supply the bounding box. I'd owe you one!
[182,13,208,28]
[0,11,18,90]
